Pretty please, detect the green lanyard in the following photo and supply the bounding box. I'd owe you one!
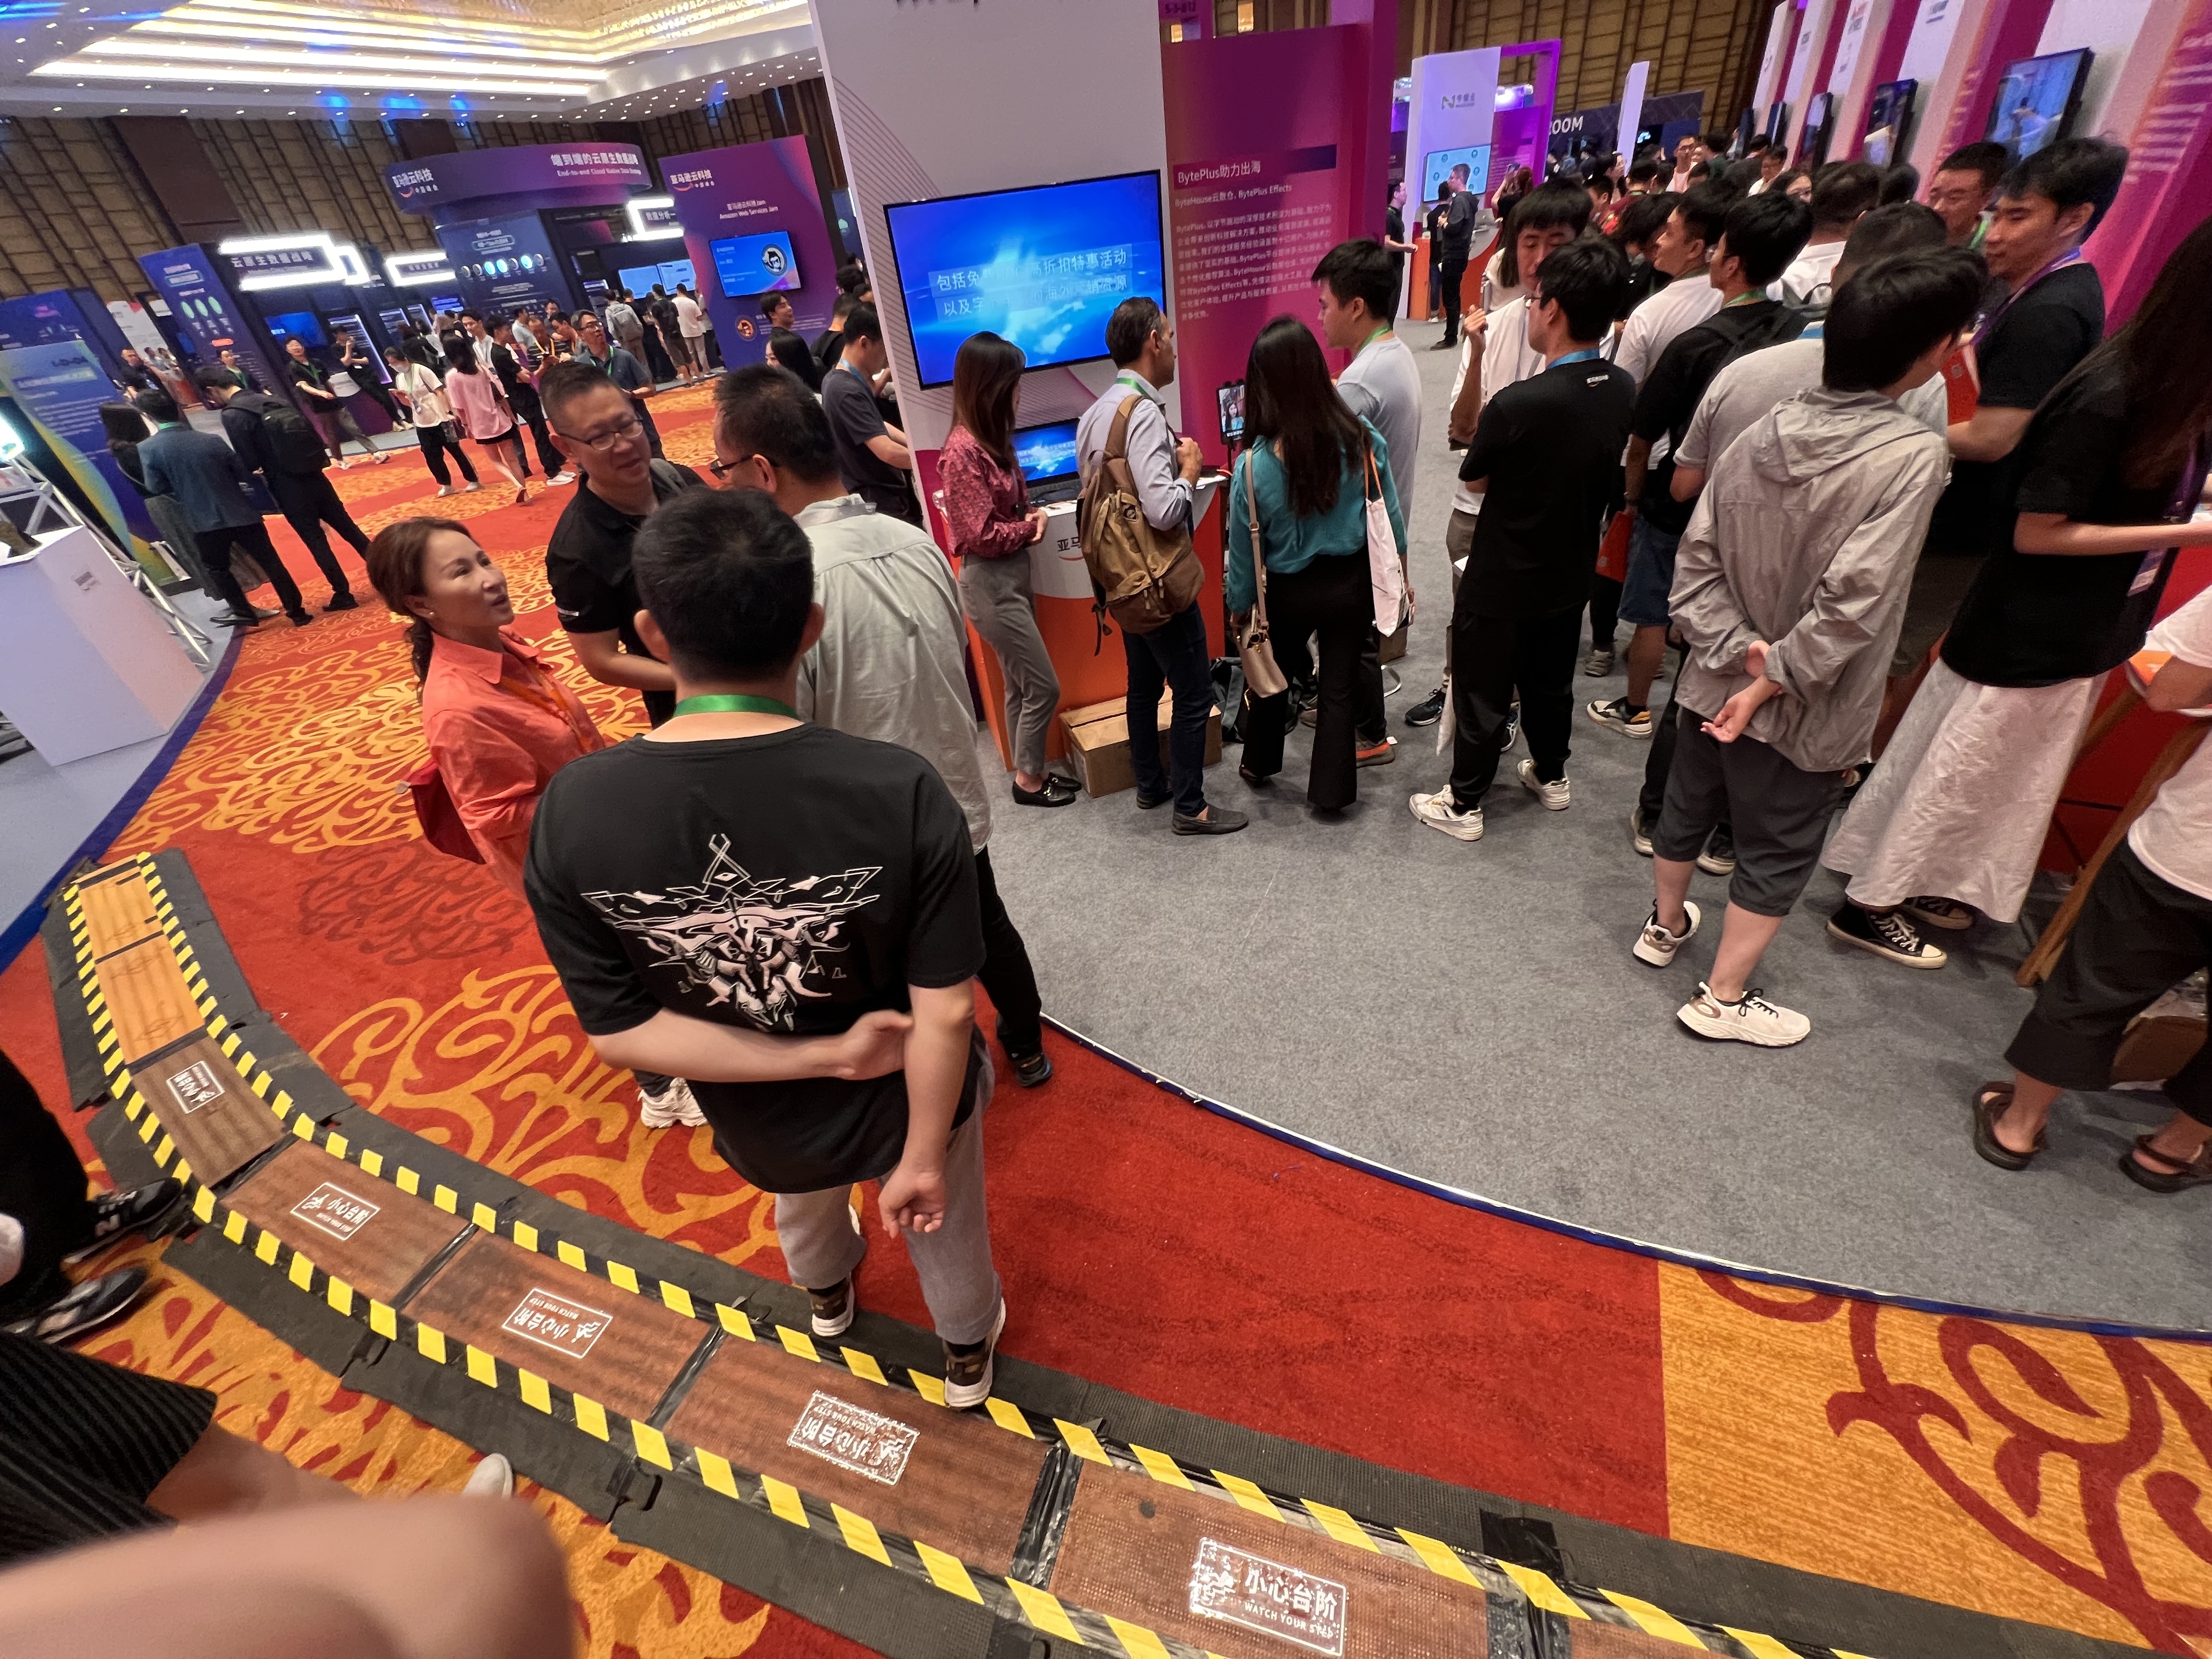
[1360,325,1392,349]
[671,694,798,720]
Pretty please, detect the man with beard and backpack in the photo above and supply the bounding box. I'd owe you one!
[198,368,364,611]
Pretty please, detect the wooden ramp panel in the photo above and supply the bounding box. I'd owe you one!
[665,1335,1049,1578]
[1049,1468,1492,1659]
[96,938,205,1063]
[225,1141,472,1305]
[78,871,165,960]
[404,1233,707,1424]
[129,1035,286,1187]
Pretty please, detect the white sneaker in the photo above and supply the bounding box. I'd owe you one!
[1516,758,1570,810]
[1677,981,1810,1047]
[435,485,457,498]
[462,481,483,493]
[638,1076,707,1127]
[1408,787,1483,841]
[1632,901,1701,968]
[548,470,577,486]
[461,1452,514,1498]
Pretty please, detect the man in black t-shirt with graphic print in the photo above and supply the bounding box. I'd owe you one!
[525,487,1008,1409]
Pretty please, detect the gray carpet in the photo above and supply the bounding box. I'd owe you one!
[983,317,2212,1333]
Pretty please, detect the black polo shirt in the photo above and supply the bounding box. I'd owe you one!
[544,458,704,725]
[1458,352,1637,618]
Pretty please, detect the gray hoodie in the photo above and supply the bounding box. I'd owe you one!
[1669,385,1950,773]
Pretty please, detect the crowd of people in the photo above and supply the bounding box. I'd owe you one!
[10,123,2204,1621]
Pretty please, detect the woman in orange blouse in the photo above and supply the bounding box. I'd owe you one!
[365,516,702,1128]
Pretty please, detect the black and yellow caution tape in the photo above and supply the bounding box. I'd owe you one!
[60,853,1879,1659]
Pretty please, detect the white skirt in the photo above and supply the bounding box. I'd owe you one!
[1821,660,2102,923]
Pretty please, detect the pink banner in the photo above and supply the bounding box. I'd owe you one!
[1164,26,1367,469]
[2086,0,2212,321]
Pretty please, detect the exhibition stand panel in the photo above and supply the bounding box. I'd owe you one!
[0,523,203,765]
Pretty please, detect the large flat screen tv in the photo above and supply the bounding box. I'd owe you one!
[1861,78,1917,166]
[1985,48,2092,160]
[710,232,799,298]
[1421,145,1492,205]
[883,170,1166,390]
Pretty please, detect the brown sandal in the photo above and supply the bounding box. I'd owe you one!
[2119,1134,2212,1194]
[1970,1081,2044,1171]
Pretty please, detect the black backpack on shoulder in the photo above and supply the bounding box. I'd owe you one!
[239,392,329,476]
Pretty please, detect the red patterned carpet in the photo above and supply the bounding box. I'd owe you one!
[5,383,2209,1655]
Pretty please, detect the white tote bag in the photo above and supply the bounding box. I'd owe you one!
[1362,443,1403,637]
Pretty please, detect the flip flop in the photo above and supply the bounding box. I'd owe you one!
[1970,1081,2043,1171]
[2119,1134,2212,1194]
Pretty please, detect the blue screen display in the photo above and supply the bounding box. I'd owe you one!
[1011,419,1080,485]
[263,309,326,348]
[617,264,662,296]
[712,232,800,298]
[884,171,1165,390]
[1421,146,1491,204]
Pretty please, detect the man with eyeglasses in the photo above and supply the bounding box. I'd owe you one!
[540,361,705,724]
[569,311,664,458]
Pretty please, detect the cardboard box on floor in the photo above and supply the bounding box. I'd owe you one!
[1059,693,1223,798]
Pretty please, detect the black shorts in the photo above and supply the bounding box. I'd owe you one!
[1654,704,1842,917]
[0,1331,214,1566]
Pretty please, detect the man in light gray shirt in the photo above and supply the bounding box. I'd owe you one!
[1075,297,1244,834]
[1314,238,1420,755]
[709,364,1057,1086]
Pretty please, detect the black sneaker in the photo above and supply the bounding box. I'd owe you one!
[807,1276,856,1339]
[1827,902,1948,969]
[1008,1048,1053,1088]
[1172,805,1248,835]
[1696,826,1737,877]
[3,1266,148,1343]
[1134,789,1171,810]
[943,1300,1006,1409]
[322,592,360,613]
[1500,706,1520,753]
[286,610,315,628]
[1629,805,1655,857]
[213,609,261,629]
[63,1178,182,1265]
[1404,686,1446,727]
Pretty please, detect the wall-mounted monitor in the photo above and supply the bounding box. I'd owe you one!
[657,257,696,292]
[710,232,800,298]
[1420,145,1492,204]
[1861,78,1917,166]
[1765,101,1790,143]
[883,170,1166,390]
[1985,48,2092,160]
[262,309,326,349]
[617,263,663,296]
[1799,92,1835,170]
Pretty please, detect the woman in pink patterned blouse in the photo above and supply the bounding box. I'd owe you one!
[941,333,1075,807]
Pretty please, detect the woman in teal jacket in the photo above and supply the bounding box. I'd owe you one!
[1227,316,1407,810]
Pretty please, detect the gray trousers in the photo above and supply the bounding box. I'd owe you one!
[774,1059,1001,1346]
[960,553,1061,777]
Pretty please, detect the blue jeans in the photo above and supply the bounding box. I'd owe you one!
[1123,601,1214,816]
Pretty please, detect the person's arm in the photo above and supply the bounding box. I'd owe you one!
[865,431,914,471]
[2013,512,2212,557]
[2147,656,2212,713]
[871,773,984,1235]
[1122,399,1197,533]
[139,443,171,499]
[1668,493,1762,670]
[877,980,973,1235]
[1763,444,1950,702]
[1224,451,1256,621]
[1946,405,2033,464]
[1669,464,1707,502]
[589,1006,913,1083]
[1447,336,1483,446]
[1624,436,1653,504]
[568,629,677,693]
[940,441,1031,559]
[1669,374,1723,503]
[426,706,551,871]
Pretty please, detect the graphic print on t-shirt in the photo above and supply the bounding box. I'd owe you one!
[583,833,881,1029]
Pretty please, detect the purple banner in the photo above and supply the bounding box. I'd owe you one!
[385,143,649,221]
[662,136,840,374]
[137,245,288,410]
